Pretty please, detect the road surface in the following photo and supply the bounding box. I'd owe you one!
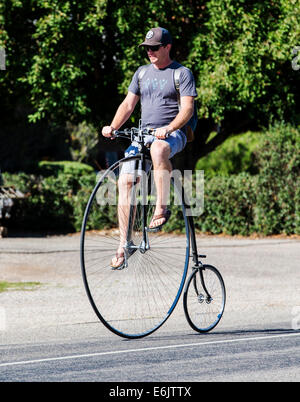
[0,234,299,382]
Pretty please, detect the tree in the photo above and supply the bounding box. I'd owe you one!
[0,0,299,171]
[180,0,300,169]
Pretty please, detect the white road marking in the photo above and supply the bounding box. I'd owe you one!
[0,332,299,368]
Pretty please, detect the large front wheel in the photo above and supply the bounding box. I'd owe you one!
[80,155,190,338]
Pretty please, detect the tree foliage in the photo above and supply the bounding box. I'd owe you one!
[188,0,300,124]
[0,0,299,170]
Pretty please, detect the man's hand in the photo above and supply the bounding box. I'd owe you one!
[154,126,173,139]
[102,126,115,139]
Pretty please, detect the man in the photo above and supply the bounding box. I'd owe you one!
[102,27,197,269]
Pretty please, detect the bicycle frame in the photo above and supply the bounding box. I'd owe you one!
[182,187,213,301]
[81,125,225,338]
[112,126,212,300]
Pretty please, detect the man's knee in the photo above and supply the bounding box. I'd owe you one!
[150,140,171,163]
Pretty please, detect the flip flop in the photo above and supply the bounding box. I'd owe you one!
[147,209,171,232]
[110,252,126,270]
[110,242,137,270]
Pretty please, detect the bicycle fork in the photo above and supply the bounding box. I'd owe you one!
[188,215,212,301]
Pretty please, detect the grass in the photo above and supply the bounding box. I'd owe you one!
[0,281,41,292]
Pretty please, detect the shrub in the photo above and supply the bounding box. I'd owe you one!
[3,162,96,232]
[2,124,299,235]
[193,173,257,235]
[193,123,300,236]
[195,131,263,177]
[254,123,300,235]
[38,160,94,177]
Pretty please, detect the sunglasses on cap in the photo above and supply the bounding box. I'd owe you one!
[145,44,165,52]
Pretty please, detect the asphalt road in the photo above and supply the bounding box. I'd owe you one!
[0,234,299,383]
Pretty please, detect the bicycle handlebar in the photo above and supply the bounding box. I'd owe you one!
[112,127,155,138]
[111,127,171,142]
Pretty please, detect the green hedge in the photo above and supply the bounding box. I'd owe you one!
[3,162,96,233]
[2,124,299,235]
[194,123,300,235]
[254,123,300,235]
[194,173,258,236]
[195,131,263,177]
[37,160,94,177]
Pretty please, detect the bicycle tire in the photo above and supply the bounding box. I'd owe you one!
[183,264,226,333]
[80,155,190,338]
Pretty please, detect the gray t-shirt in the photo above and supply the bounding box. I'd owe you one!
[128,61,197,129]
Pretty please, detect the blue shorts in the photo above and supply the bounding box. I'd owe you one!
[120,130,186,175]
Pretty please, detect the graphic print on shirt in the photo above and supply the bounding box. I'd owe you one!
[142,78,168,91]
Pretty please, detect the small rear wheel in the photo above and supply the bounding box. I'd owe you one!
[183,264,225,333]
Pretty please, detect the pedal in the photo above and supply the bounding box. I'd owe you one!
[198,254,206,258]
[145,226,161,233]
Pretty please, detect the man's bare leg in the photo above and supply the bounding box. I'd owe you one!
[111,173,134,267]
[111,140,172,266]
[149,140,172,228]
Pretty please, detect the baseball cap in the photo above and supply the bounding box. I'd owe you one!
[139,27,172,47]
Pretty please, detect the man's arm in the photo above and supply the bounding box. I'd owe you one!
[155,96,194,139]
[102,91,140,137]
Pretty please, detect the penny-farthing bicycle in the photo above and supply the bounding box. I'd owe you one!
[80,127,226,339]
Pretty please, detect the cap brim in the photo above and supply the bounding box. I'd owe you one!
[138,41,162,47]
